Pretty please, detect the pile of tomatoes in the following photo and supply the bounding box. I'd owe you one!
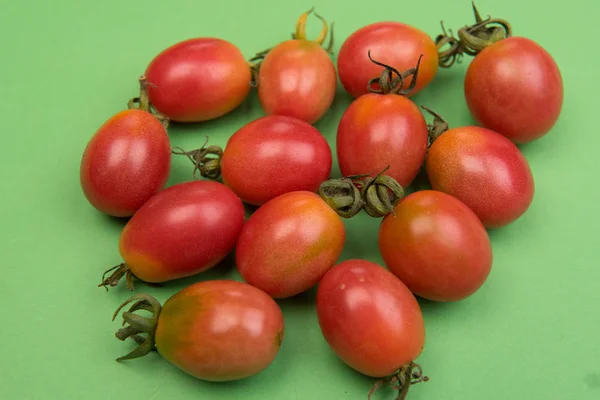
[80,4,562,399]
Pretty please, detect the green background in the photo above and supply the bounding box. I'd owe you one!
[1,0,598,398]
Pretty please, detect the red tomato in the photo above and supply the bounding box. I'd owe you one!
[465,37,563,143]
[236,191,345,298]
[316,259,425,377]
[105,181,245,286]
[379,190,493,302]
[257,13,336,124]
[427,126,535,228]
[80,109,170,217]
[221,115,332,206]
[336,93,428,187]
[145,38,251,122]
[337,22,439,98]
[114,280,284,382]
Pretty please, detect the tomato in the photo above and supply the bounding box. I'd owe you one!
[464,37,563,143]
[113,280,284,382]
[427,126,535,228]
[336,93,428,187]
[379,190,493,302]
[99,180,245,289]
[257,10,336,124]
[80,108,170,217]
[337,22,439,98]
[316,259,425,378]
[221,115,332,205]
[236,191,345,298]
[145,38,251,122]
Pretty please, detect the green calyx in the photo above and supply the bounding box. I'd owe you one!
[319,167,405,219]
[171,137,223,180]
[366,51,423,96]
[421,105,450,145]
[436,2,512,67]
[368,362,429,400]
[127,76,169,130]
[98,263,135,291]
[112,294,162,361]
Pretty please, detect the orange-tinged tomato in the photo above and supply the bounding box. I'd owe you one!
[155,280,285,381]
[80,109,170,217]
[258,40,336,124]
[236,191,345,298]
[379,190,493,302]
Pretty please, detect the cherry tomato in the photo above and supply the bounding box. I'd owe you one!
[379,190,493,302]
[427,126,535,228]
[100,180,245,288]
[337,22,439,98]
[336,93,428,187]
[80,109,170,217]
[257,10,336,124]
[220,115,332,206]
[316,259,425,378]
[465,37,563,143]
[236,191,345,298]
[113,280,284,382]
[145,38,251,122]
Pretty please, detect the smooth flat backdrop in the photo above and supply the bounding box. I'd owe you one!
[1,0,598,399]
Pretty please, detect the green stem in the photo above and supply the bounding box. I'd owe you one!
[366,51,423,96]
[457,2,512,55]
[112,294,162,361]
[367,362,429,400]
[171,137,223,180]
[421,105,450,144]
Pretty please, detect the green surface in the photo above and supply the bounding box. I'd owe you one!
[1,0,598,399]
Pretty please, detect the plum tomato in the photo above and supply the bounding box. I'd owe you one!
[427,126,535,228]
[256,9,336,124]
[145,38,251,123]
[316,259,425,379]
[464,36,563,143]
[236,191,345,298]
[221,116,332,205]
[80,79,170,217]
[112,280,284,382]
[176,115,332,206]
[99,180,245,290]
[379,190,493,302]
[336,89,428,188]
[337,22,439,98]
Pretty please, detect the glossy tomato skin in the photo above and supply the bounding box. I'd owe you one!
[80,109,171,217]
[379,191,493,302]
[336,93,428,187]
[155,280,284,382]
[119,180,245,282]
[236,191,345,298]
[221,116,332,206]
[338,22,439,98]
[316,259,425,377]
[258,40,336,124]
[465,37,563,144]
[427,126,535,228]
[145,38,251,122]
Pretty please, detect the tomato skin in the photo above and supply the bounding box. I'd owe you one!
[236,191,345,298]
[155,280,284,382]
[258,40,337,124]
[427,126,535,228]
[336,93,428,187]
[119,180,245,282]
[379,190,493,302]
[145,38,251,123]
[337,22,439,98]
[464,37,563,144]
[221,115,332,206]
[316,259,425,377]
[80,109,170,217]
